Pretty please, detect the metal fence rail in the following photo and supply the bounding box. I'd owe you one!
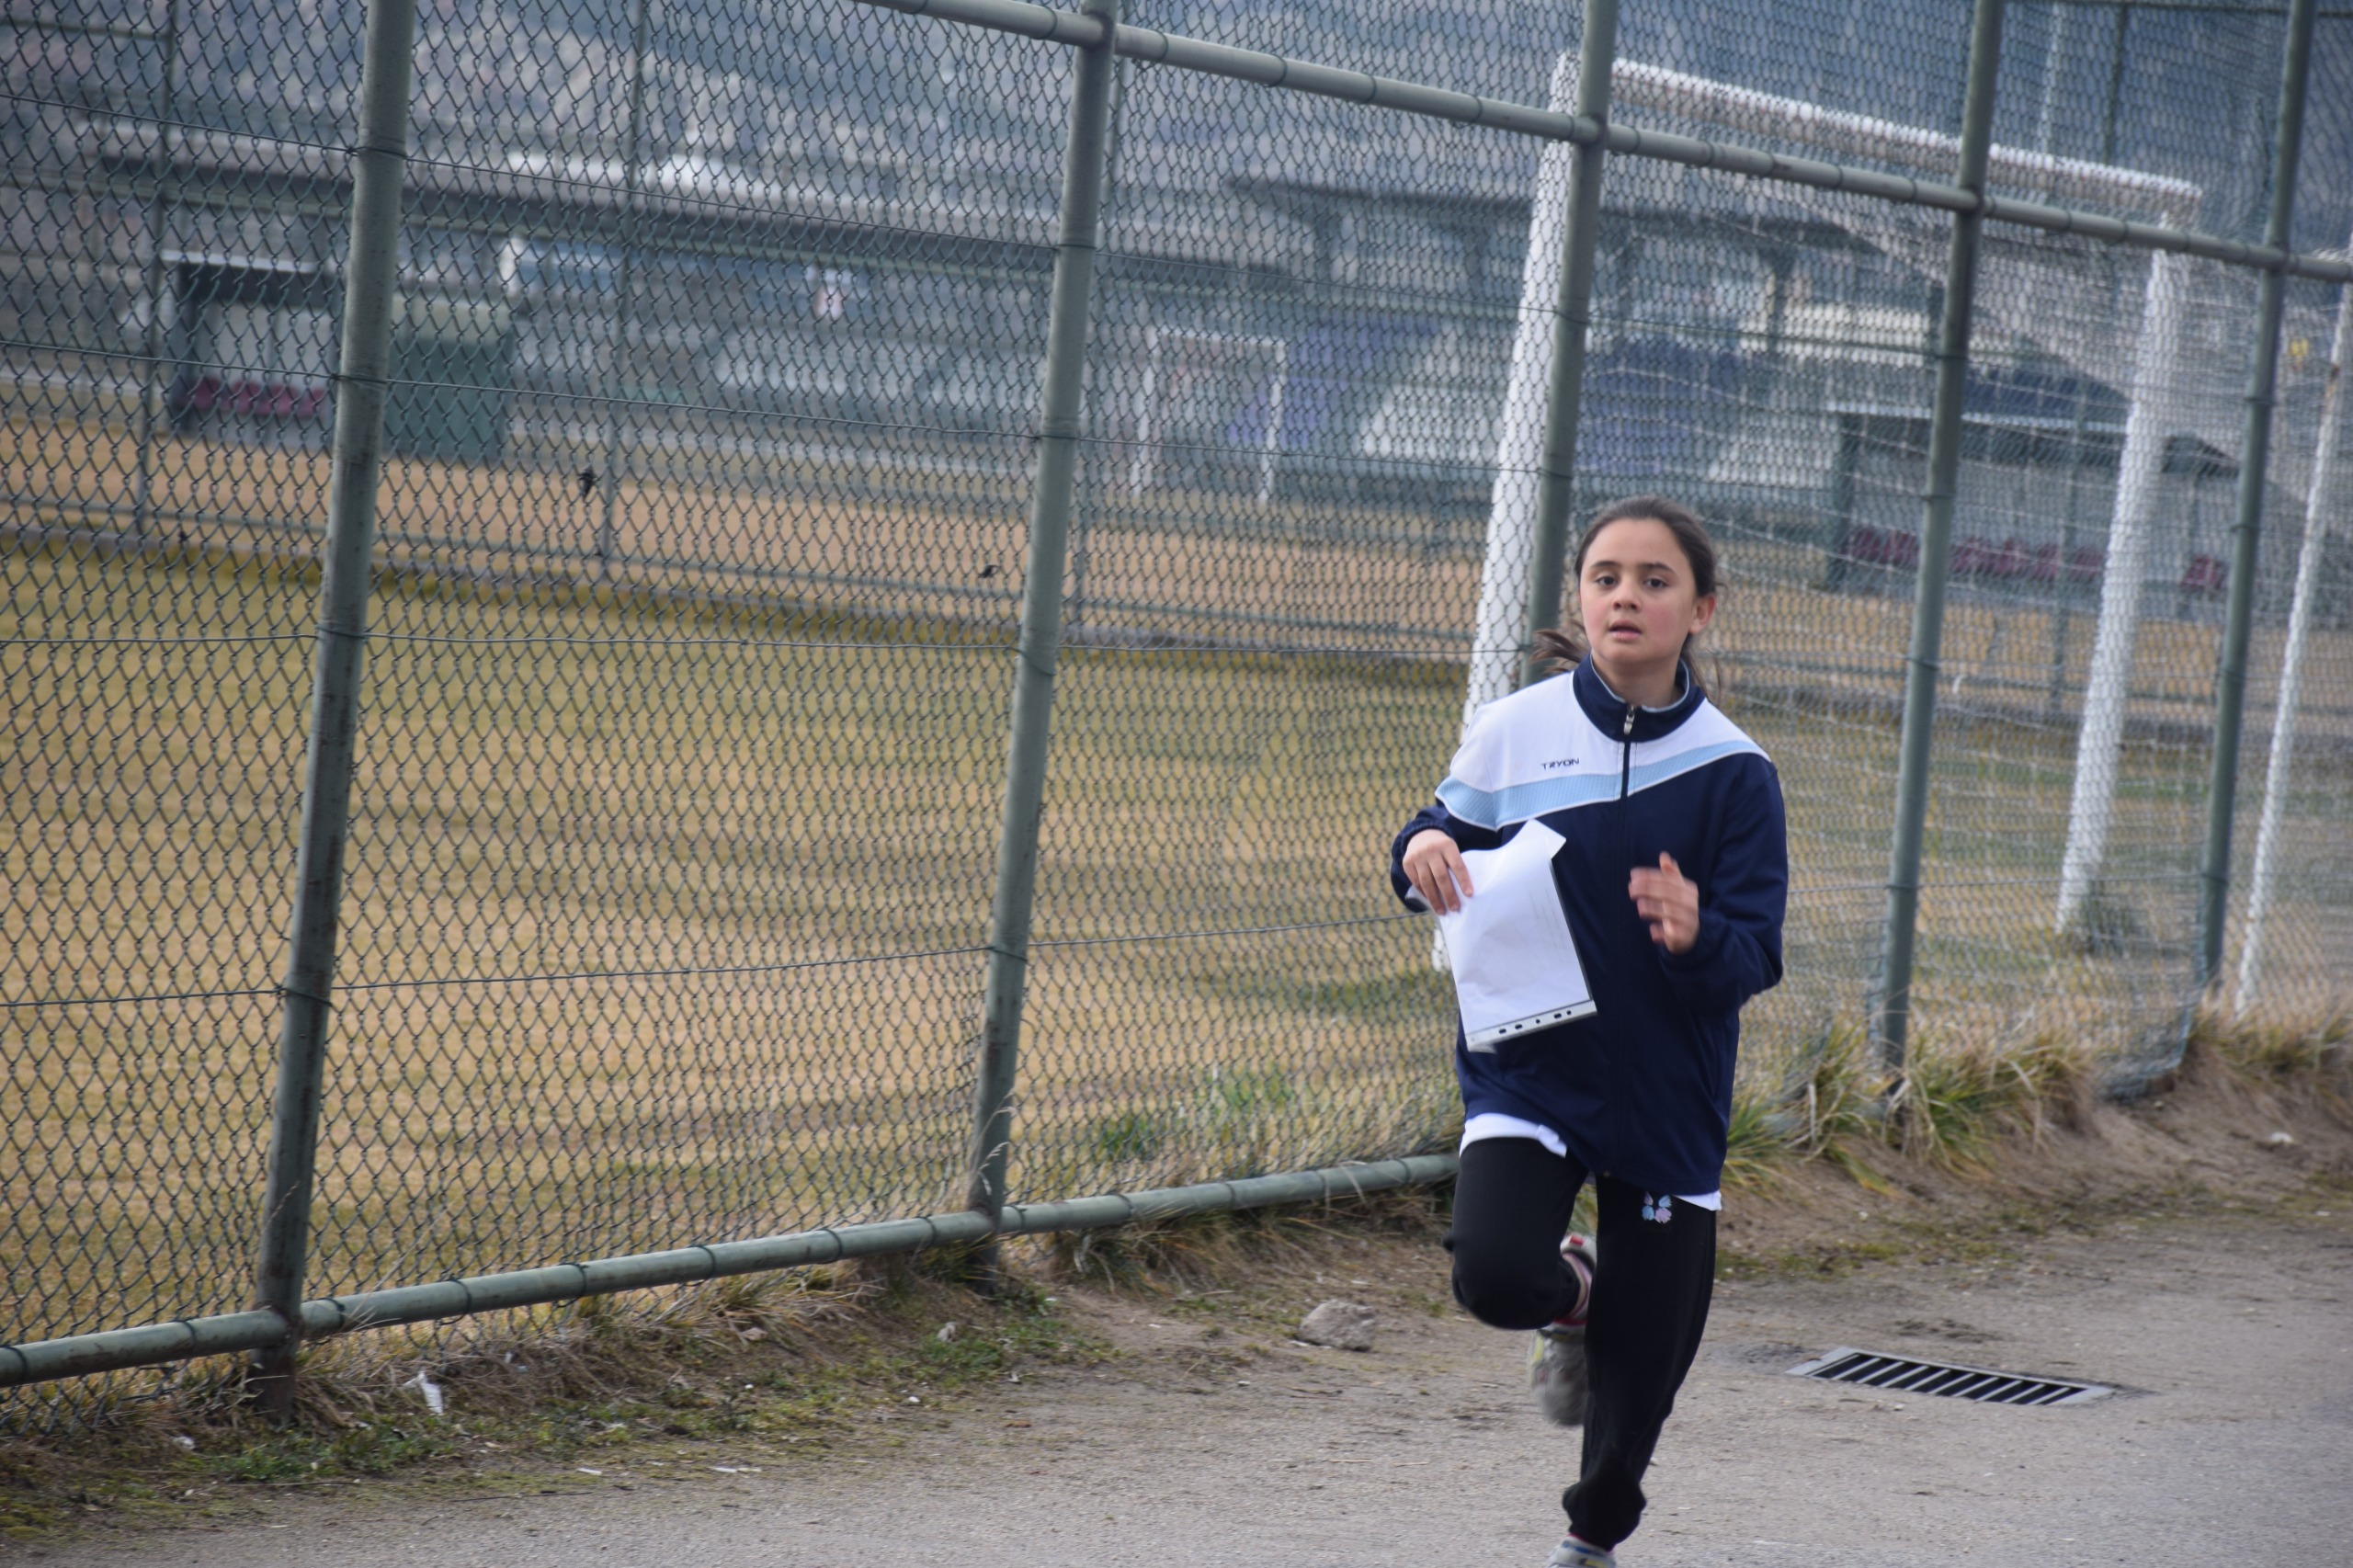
[6,0,2351,1409]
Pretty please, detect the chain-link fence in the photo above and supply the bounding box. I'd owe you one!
[6,0,2351,1404]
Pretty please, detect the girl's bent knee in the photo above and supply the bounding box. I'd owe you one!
[1449,1253,1560,1331]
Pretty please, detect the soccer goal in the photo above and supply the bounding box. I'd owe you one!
[1126,324,1291,506]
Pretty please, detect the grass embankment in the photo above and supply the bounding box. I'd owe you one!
[0,1247,1105,1540]
[6,417,2350,1343]
[2,1010,2346,1545]
[1711,1007,2353,1275]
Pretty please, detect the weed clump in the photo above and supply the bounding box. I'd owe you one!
[1722,1019,2096,1187]
[2192,1006,2350,1082]
[1888,1032,2088,1170]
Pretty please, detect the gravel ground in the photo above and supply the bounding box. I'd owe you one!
[21,1200,2350,1568]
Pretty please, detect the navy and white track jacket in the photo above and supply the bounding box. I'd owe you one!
[1390,658,1788,1198]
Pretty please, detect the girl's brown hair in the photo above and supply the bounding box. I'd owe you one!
[1531,494,1721,693]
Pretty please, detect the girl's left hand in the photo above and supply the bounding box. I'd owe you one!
[1628,852,1700,954]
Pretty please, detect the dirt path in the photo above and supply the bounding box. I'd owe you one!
[20,1198,2349,1568]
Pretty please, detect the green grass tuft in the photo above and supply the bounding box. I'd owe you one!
[1721,1085,1795,1191]
[1091,1108,1169,1165]
[2192,1006,2352,1080]
[1724,1019,2102,1184]
[200,1422,453,1483]
[1889,1031,2088,1171]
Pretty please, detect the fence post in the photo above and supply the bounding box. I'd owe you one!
[126,0,182,540]
[2238,222,2351,1011]
[967,0,1120,1229]
[596,0,654,570]
[1870,0,2006,1074]
[248,0,420,1420]
[1065,48,1128,635]
[2197,0,2318,995]
[1518,0,1620,689]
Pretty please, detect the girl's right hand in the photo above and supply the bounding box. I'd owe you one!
[1402,829,1473,915]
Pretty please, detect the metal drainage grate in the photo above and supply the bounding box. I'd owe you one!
[1786,1347,2113,1406]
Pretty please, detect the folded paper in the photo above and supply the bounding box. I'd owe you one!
[1435,821,1596,1051]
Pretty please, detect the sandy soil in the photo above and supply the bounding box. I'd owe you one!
[17,1048,2352,1568]
[17,1205,2349,1568]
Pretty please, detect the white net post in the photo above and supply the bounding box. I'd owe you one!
[2055,249,2192,935]
[2236,232,2353,1010]
[1461,51,1580,738]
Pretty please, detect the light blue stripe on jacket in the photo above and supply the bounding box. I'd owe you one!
[1629,739,1766,796]
[1437,738,1764,830]
[1437,771,1620,828]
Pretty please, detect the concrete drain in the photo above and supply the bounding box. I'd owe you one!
[1787,1347,2113,1406]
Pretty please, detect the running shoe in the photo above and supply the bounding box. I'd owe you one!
[1546,1535,1616,1568]
[1529,1232,1596,1427]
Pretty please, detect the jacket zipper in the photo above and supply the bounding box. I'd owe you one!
[1604,701,1641,1180]
[1616,702,1639,904]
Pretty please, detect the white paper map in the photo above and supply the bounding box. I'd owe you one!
[1434,821,1596,1051]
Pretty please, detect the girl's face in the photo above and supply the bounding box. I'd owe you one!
[1576,517,1716,689]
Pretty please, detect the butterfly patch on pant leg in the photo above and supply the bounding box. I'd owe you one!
[1640,1194,1673,1223]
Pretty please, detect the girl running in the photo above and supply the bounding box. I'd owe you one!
[1391,494,1788,1568]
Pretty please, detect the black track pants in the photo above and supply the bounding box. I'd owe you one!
[1445,1136,1717,1551]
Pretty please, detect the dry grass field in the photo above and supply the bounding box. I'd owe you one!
[6,415,2350,1346]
